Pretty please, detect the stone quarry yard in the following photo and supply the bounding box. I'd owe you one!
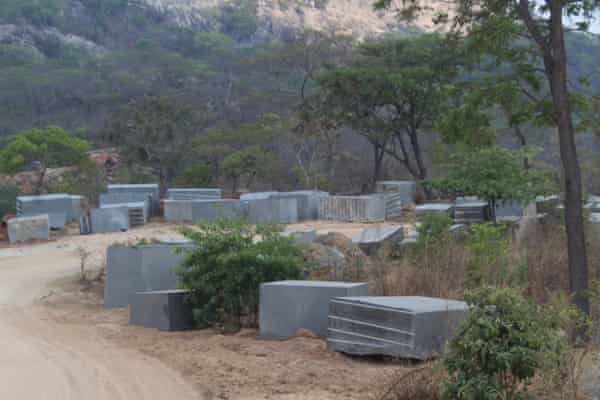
[1,221,598,400]
[0,221,409,400]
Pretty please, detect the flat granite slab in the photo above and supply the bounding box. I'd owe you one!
[327,296,468,360]
[259,280,368,338]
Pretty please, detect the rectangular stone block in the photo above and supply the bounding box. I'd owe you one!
[104,243,193,308]
[17,194,83,227]
[166,188,222,200]
[164,199,244,222]
[101,201,149,226]
[352,225,404,255]
[327,296,468,360]
[454,201,490,223]
[375,181,416,206]
[281,228,318,244]
[107,184,160,215]
[415,203,454,220]
[240,191,279,201]
[246,198,298,224]
[129,289,194,331]
[259,280,368,338]
[90,207,129,233]
[272,191,329,221]
[8,214,50,243]
[99,192,150,207]
[319,195,385,223]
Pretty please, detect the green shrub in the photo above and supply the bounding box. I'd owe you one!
[176,218,304,330]
[417,212,453,248]
[173,164,213,187]
[465,222,513,288]
[0,184,21,217]
[443,287,566,400]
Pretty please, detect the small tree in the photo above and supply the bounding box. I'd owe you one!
[428,146,554,220]
[0,126,90,193]
[176,218,304,331]
[444,287,566,400]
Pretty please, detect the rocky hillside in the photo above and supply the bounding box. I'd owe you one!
[141,0,442,38]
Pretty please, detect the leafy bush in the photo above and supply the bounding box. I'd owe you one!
[443,287,566,400]
[417,212,453,248]
[176,218,304,330]
[465,222,514,288]
[0,184,21,217]
[173,164,213,188]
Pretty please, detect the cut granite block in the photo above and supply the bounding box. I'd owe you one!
[352,225,404,255]
[90,207,129,233]
[107,184,160,216]
[281,228,318,244]
[415,203,454,220]
[454,201,490,224]
[327,296,468,360]
[129,289,194,331]
[319,195,386,223]
[104,243,193,308]
[166,188,222,200]
[17,194,83,225]
[375,181,416,203]
[271,191,329,221]
[101,201,149,226]
[8,214,50,243]
[164,199,244,222]
[259,280,368,338]
[246,198,298,224]
[240,191,279,201]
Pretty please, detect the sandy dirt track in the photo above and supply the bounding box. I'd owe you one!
[0,224,200,400]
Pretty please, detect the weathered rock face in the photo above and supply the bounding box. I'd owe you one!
[141,0,446,39]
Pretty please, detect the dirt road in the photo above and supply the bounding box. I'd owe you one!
[0,225,200,400]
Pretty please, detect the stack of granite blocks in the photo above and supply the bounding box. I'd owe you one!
[165,188,222,200]
[376,181,416,219]
[164,199,244,222]
[319,195,386,223]
[106,184,160,216]
[17,194,83,229]
[271,191,329,221]
[104,241,193,308]
[454,200,490,224]
[415,203,454,220]
[327,296,468,360]
[245,197,298,224]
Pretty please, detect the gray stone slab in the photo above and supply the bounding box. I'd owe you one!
[271,191,329,221]
[99,192,151,207]
[129,289,194,331]
[101,201,149,226]
[90,207,129,233]
[259,280,368,338]
[164,199,244,222]
[107,184,160,215]
[591,213,600,235]
[319,195,386,223]
[8,214,50,243]
[416,203,454,219]
[17,194,83,224]
[352,225,404,255]
[104,243,193,308]
[246,198,298,224]
[166,188,222,200]
[327,296,468,360]
[454,201,490,223]
[281,228,318,244]
[375,181,416,205]
[240,191,279,201]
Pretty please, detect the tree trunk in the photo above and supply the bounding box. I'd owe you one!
[372,144,385,189]
[35,167,47,194]
[548,4,590,316]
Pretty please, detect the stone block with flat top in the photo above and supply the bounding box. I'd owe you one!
[129,289,194,331]
[327,296,468,360]
[259,280,368,338]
